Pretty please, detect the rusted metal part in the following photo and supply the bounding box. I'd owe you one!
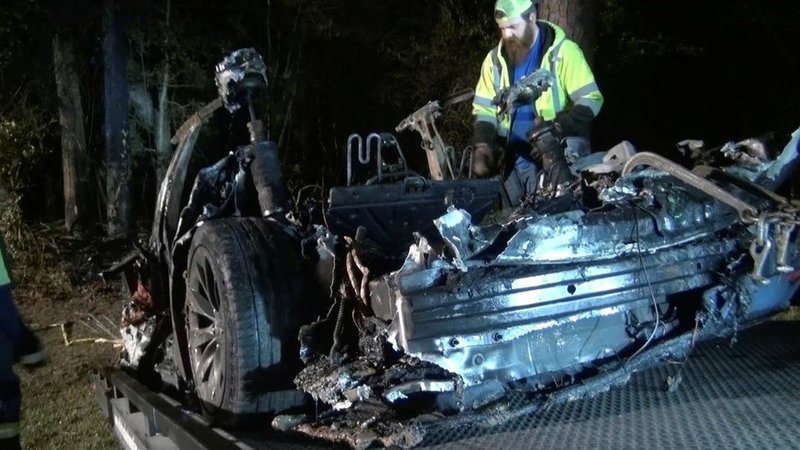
[351,251,371,309]
[775,221,797,272]
[621,151,759,222]
[749,211,800,282]
[396,100,451,180]
[341,234,374,332]
[169,98,223,146]
[394,88,474,181]
[152,98,224,259]
[692,165,789,205]
[345,252,361,301]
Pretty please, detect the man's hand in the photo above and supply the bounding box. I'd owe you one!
[472,143,495,178]
[528,121,562,161]
[528,121,574,195]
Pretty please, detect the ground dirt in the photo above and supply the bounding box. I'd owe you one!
[8,226,129,449]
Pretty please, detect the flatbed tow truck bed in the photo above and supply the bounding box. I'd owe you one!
[92,320,800,450]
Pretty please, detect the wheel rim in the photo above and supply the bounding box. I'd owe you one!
[186,246,226,407]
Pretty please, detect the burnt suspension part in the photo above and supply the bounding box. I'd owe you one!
[215,48,288,218]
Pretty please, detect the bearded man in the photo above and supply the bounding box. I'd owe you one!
[472,0,604,205]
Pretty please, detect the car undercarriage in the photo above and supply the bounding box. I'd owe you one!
[112,49,800,448]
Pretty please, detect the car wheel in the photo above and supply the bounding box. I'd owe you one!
[185,217,309,422]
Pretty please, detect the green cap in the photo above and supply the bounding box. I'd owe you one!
[494,0,539,24]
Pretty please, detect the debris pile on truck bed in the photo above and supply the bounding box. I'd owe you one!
[108,49,800,449]
[271,127,800,448]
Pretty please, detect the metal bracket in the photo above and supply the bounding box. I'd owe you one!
[622,152,759,222]
[346,132,410,186]
[395,89,474,181]
[621,152,800,283]
[396,100,452,180]
[746,211,800,283]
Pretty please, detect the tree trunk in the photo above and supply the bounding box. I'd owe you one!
[103,0,132,239]
[53,34,88,233]
[539,0,598,62]
[155,65,171,186]
[155,0,172,186]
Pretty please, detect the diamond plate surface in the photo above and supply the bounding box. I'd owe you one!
[239,320,800,449]
[420,321,800,449]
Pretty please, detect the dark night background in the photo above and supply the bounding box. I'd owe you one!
[2,3,800,448]
[0,0,798,230]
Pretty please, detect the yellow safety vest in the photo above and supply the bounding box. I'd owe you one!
[473,21,604,138]
[0,239,11,287]
[0,421,19,439]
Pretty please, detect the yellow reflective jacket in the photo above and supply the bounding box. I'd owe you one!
[472,21,603,139]
[1,238,11,287]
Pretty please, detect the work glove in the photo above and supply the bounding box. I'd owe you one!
[528,121,574,196]
[472,143,496,178]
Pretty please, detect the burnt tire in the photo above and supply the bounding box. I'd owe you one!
[185,217,309,422]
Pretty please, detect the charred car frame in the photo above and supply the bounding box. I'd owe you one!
[112,49,800,448]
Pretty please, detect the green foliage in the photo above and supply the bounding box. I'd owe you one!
[0,197,35,264]
[1,0,795,228]
[0,2,48,84]
[0,102,56,263]
[115,0,504,201]
[0,108,54,192]
[414,0,497,151]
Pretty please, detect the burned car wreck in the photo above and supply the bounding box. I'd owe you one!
[113,49,800,448]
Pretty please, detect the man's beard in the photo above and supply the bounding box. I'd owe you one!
[504,24,536,64]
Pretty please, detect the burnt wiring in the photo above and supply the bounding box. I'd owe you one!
[627,202,662,362]
[329,284,351,359]
[344,253,365,333]
[665,314,701,392]
[293,184,322,208]
[330,234,373,356]
[343,235,372,329]
[327,234,349,358]
[352,254,370,303]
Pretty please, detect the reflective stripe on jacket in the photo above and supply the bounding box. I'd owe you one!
[0,421,19,439]
[472,21,603,138]
[0,241,10,287]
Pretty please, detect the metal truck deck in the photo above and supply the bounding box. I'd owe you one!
[93,319,800,450]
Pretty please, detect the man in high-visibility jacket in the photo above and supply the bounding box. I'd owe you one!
[1,236,46,450]
[472,0,603,205]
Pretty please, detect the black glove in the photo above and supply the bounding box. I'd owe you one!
[472,122,499,177]
[528,121,561,160]
[528,121,574,196]
[553,104,594,138]
[472,143,495,178]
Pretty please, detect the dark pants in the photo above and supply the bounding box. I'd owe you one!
[0,335,20,449]
[0,287,22,448]
[0,287,22,347]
